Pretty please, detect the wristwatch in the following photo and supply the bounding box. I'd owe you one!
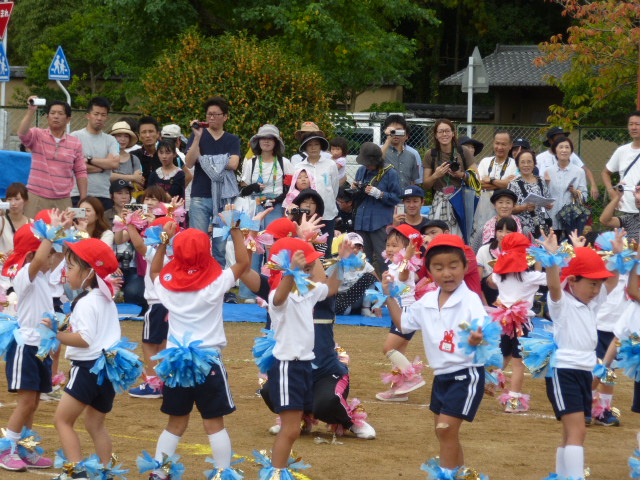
[86,156,94,165]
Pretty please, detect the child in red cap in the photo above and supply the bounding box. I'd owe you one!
[490,232,547,413]
[0,221,57,472]
[537,229,622,479]
[383,234,486,474]
[48,237,121,478]
[259,236,355,477]
[144,220,249,479]
[377,223,426,402]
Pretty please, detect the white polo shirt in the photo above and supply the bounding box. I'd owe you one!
[388,263,416,308]
[491,271,547,315]
[400,282,485,375]
[547,286,607,371]
[613,300,640,340]
[268,283,329,361]
[143,246,169,305]
[476,156,517,182]
[13,265,54,346]
[66,289,121,361]
[154,268,236,351]
[606,143,640,213]
[596,274,628,332]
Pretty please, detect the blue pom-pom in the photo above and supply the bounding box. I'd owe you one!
[98,460,129,480]
[457,317,502,366]
[252,329,276,374]
[204,456,244,480]
[0,313,19,359]
[37,312,64,360]
[364,282,389,309]
[630,449,640,478]
[269,250,312,295]
[606,249,637,274]
[592,364,616,385]
[519,322,558,378]
[144,226,174,256]
[617,334,640,382]
[253,450,309,480]
[419,457,458,479]
[137,451,184,479]
[89,338,143,394]
[152,333,221,388]
[595,231,616,252]
[527,245,570,268]
[16,427,44,458]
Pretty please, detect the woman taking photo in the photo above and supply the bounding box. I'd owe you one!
[508,150,554,238]
[0,183,32,254]
[75,196,114,246]
[422,119,477,237]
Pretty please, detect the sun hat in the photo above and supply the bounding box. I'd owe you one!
[356,142,383,168]
[264,217,298,240]
[425,233,465,254]
[386,224,423,252]
[493,232,531,274]
[560,247,614,283]
[110,121,138,148]
[299,132,329,153]
[269,237,323,265]
[490,189,518,204]
[159,228,222,292]
[294,121,324,142]
[292,188,325,217]
[249,124,285,154]
[64,238,119,297]
[110,179,134,195]
[2,224,42,277]
[543,126,570,147]
[458,136,484,157]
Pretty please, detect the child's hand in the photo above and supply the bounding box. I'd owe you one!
[290,250,307,270]
[405,243,416,260]
[297,213,325,240]
[373,307,382,317]
[468,326,483,347]
[381,271,393,295]
[612,227,627,254]
[49,208,63,228]
[170,196,185,209]
[60,210,75,229]
[41,316,53,330]
[536,228,558,254]
[252,207,274,226]
[568,229,586,248]
[163,220,178,239]
[337,239,355,259]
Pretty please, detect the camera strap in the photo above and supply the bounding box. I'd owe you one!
[622,152,640,179]
[487,156,510,179]
[370,165,393,187]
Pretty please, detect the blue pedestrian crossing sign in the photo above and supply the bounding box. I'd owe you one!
[48,46,70,81]
[0,44,9,82]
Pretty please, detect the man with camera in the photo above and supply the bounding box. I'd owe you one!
[599,181,640,240]
[381,114,420,191]
[18,96,88,218]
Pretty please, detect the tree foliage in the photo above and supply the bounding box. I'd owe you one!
[138,31,333,152]
[536,0,640,128]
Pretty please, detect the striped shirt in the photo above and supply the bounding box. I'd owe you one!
[19,128,87,199]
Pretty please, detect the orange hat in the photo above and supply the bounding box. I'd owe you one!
[265,217,297,240]
[493,232,531,274]
[425,233,465,254]
[160,228,222,292]
[560,247,614,283]
[2,224,41,277]
[387,224,423,252]
[269,237,322,265]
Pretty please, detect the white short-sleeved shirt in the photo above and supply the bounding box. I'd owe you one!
[491,271,547,315]
[268,283,329,361]
[13,265,54,346]
[613,300,640,340]
[476,244,496,277]
[547,286,607,371]
[143,247,169,304]
[240,156,293,197]
[65,289,121,361]
[154,268,236,351]
[476,156,518,182]
[388,263,416,308]
[48,259,65,298]
[596,274,629,332]
[606,143,640,213]
[400,282,485,375]
[536,151,584,179]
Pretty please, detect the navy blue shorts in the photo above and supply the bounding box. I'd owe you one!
[65,360,115,414]
[430,366,484,422]
[633,381,640,414]
[500,327,529,359]
[390,306,416,341]
[268,359,313,413]
[143,304,168,344]
[5,343,52,393]
[545,368,592,420]
[161,362,236,419]
[596,330,615,360]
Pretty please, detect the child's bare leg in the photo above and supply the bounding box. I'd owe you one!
[53,394,87,462]
[502,354,512,370]
[7,390,40,433]
[510,357,525,393]
[141,341,165,378]
[51,347,61,380]
[434,413,464,469]
[84,407,111,465]
[382,334,408,355]
[272,410,302,468]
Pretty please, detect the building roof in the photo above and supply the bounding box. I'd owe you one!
[405,103,493,120]
[440,45,570,88]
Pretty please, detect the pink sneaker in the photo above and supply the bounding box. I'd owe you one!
[0,449,27,471]
[394,375,426,395]
[375,388,409,402]
[21,452,53,469]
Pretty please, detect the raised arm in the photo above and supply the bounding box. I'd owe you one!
[538,229,562,302]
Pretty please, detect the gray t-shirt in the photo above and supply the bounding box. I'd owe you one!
[115,154,142,176]
[70,128,119,199]
[384,146,420,190]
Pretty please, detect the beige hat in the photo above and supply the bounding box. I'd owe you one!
[294,121,325,142]
[161,124,182,139]
[110,121,138,148]
[249,124,285,154]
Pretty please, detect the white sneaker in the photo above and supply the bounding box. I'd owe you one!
[350,421,376,439]
[268,424,281,435]
[361,308,377,317]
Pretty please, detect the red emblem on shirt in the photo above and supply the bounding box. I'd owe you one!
[439,330,455,353]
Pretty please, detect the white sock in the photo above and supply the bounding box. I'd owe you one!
[555,447,565,475]
[3,429,20,443]
[387,350,412,371]
[599,393,613,408]
[155,430,181,462]
[563,445,584,478]
[208,429,232,469]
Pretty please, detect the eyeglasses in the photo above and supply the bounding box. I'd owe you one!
[206,113,225,118]
[436,130,453,134]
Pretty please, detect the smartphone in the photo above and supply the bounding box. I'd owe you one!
[68,207,86,218]
[395,204,405,215]
[125,203,148,213]
[0,202,9,210]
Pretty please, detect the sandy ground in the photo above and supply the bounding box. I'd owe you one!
[0,320,637,480]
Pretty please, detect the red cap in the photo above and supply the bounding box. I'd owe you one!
[146,216,181,233]
[159,228,222,292]
[34,209,52,223]
[65,238,119,279]
[493,232,531,274]
[425,233,465,254]
[560,247,614,283]
[269,237,322,265]
[265,217,297,240]
[2,224,42,277]
[283,174,293,187]
[387,224,423,252]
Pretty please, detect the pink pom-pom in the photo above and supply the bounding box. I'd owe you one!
[496,369,507,390]
[170,206,186,224]
[152,203,169,217]
[313,232,328,244]
[519,393,530,410]
[415,277,437,300]
[261,264,271,276]
[147,376,164,391]
[127,210,149,230]
[112,215,127,233]
[411,357,424,375]
[486,299,531,338]
[406,255,422,272]
[498,391,512,406]
[348,398,368,427]
[381,369,405,386]
[106,274,122,295]
[52,371,66,386]
[302,414,317,434]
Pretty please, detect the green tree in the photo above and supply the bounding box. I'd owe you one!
[138,30,333,152]
[536,0,640,128]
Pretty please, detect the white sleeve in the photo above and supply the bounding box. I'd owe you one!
[201,269,236,304]
[100,230,114,247]
[400,303,420,333]
[570,153,584,168]
[240,158,252,184]
[311,282,329,303]
[12,267,33,297]
[505,158,518,177]
[547,291,567,326]
[70,298,97,346]
[282,158,294,175]
[477,158,490,178]
[606,147,622,173]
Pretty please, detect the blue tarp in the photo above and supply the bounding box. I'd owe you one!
[0,151,31,197]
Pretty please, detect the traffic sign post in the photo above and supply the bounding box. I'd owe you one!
[0,2,13,150]
[49,46,72,133]
[461,47,489,136]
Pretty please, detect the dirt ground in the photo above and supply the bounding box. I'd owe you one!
[0,319,638,480]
